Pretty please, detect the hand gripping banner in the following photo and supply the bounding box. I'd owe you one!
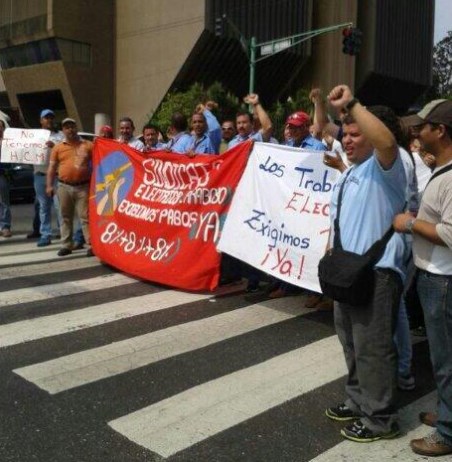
[90,139,252,291]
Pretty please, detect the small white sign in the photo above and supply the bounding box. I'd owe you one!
[260,39,292,56]
[1,128,51,165]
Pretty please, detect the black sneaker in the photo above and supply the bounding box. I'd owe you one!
[326,403,360,421]
[398,373,415,391]
[341,420,400,443]
[27,231,41,239]
[57,248,72,257]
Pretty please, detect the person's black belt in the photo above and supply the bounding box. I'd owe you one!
[35,172,46,176]
[59,179,90,186]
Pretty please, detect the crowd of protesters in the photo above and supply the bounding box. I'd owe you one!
[0,83,451,457]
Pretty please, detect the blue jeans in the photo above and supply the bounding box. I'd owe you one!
[0,173,11,230]
[34,173,54,240]
[395,297,412,377]
[417,270,452,444]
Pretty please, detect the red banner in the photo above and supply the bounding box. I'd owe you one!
[89,139,251,291]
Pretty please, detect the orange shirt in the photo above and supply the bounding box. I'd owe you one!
[50,139,93,183]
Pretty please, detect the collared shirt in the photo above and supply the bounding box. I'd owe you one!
[285,135,326,151]
[329,150,407,277]
[203,109,221,153]
[144,141,165,152]
[164,132,192,154]
[117,136,145,152]
[186,133,216,154]
[50,138,93,184]
[228,131,263,149]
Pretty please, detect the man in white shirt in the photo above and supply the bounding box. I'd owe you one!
[117,117,144,152]
[394,99,452,457]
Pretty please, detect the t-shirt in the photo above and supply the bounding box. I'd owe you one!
[413,160,452,275]
[329,149,407,276]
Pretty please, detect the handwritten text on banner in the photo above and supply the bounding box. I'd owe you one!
[90,139,251,291]
[217,143,340,292]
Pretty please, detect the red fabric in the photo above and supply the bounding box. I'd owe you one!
[89,138,251,291]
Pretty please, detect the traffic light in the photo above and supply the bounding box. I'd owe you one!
[342,27,362,55]
[214,17,223,37]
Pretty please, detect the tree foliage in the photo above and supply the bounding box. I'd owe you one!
[148,82,315,140]
[148,82,240,135]
[432,31,452,98]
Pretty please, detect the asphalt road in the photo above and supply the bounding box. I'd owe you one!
[0,204,437,461]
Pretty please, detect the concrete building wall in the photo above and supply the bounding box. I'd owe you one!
[308,0,358,94]
[115,0,205,130]
[52,0,114,130]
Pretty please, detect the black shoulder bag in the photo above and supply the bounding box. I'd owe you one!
[318,169,395,306]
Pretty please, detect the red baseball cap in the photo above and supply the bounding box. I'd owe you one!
[286,111,310,127]
[99,125,113,134]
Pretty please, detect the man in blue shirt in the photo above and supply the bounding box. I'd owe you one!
[165,112,192,154]
[324,85,407,443]
[285,110,327,150]
[185,113,216,156]
[228,94,272,148]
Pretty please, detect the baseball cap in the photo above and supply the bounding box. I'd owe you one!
[99,125,113,134]
[286,111,310,127]
[40,109,55,118]
[403,99,452,128]
[61,117,76,126]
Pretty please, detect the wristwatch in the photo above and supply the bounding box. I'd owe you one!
[405,218,416,233]
[345,98,359,112]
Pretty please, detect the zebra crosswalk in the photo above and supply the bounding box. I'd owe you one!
[0,233,437,461]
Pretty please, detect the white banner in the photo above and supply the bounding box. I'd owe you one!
[1,128,50,165]
[217,142,340,292]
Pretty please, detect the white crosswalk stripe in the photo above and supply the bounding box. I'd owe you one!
[1,238,438,461]
[0,258,99,281]
[109,335,347,458]
[14,298,311,394]
[0,290,211,348]
[0,273,137,307]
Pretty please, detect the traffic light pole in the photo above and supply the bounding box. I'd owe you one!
[249,36,257,95]
[247,22,353,97]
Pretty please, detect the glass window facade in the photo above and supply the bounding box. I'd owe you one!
[0,38,91,69]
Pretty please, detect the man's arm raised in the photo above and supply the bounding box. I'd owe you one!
[328,85,398,169]
[244,93,273,142]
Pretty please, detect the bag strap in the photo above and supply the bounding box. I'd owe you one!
[364,224,395,260]
[333,168,353,249]
[425,163,452,189]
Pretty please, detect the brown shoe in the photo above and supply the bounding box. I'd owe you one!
[315,298,334,311]
[268,288,286,299]
[419,411,438,427]
[2,228,12,238]
[411,432,452,457]
[305,294,322,308]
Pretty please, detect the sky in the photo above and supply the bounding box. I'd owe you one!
[435,0,451,43]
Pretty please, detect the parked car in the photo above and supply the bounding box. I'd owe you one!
[7,164,35,203]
